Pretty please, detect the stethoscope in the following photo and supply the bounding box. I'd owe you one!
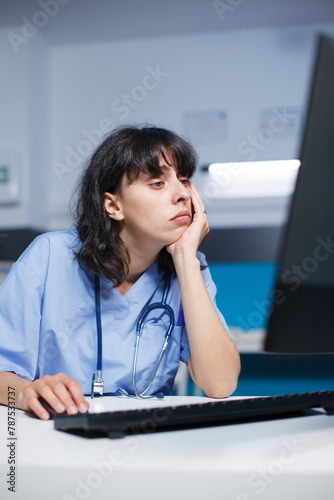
[91,273,175,399]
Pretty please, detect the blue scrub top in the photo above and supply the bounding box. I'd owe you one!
[0,229,228,396]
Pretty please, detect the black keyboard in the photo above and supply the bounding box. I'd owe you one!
[52,390,334,439]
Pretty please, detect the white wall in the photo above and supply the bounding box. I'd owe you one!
[47,23,334,229]
[1,22,334,230]
[0,26,30,228]
[0,28,50,230]
[27,34,50,229]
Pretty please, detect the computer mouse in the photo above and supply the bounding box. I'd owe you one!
[36,397,62,420]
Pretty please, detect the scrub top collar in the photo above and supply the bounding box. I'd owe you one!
[99,258,166,305]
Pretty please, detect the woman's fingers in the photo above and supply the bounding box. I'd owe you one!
[167,183,209,257]
[22,373,89,420]
[23,385,54,420]
[49,373,89,414]
[190,183,207,217]
[189,183,209,241]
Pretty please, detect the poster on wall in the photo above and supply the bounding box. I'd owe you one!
[0,150,20,206]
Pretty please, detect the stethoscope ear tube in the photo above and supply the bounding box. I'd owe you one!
[94,275,103,371]
[92,275,104,398]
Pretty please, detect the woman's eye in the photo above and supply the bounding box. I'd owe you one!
[180,178,190,185]
[150,181,164,188]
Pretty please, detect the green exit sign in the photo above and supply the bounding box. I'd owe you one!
[0,165,9,184]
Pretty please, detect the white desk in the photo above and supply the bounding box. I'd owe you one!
[1,396,334,500]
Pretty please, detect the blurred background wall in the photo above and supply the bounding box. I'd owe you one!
[1,0,334,231]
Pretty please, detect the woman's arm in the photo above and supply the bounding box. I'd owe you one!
[173,255,240,398]
[167,183,241,398]
[0,371,89,420]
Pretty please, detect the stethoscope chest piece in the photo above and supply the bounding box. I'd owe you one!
[91,370,104,398]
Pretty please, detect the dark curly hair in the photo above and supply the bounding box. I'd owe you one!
[73,125,198,286]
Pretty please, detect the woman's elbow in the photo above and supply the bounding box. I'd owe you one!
[204,377,239,399]
[203,364,241,399]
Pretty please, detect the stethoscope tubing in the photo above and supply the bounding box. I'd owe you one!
[92,273,174,398]
[94,276,102,372]
[133,292,175,397]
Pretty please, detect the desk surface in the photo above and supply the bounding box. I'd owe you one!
[1,395,334,500]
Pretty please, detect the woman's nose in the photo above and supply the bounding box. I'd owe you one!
[173,179,191,203]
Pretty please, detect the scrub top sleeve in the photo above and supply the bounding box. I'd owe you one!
[0,236,50,380]
[180,326,191,365]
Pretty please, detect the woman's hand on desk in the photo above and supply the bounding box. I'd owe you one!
[20,373,89,420]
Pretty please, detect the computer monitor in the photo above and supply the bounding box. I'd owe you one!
[264,33,334,354]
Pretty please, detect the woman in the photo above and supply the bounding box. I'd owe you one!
[0,125,240,420]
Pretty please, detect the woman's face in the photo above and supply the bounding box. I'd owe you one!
[104,156,193,254]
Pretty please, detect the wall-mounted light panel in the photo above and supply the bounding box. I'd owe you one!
[205,159,300,198]
[0,150,20,206]
[195,159,301,228]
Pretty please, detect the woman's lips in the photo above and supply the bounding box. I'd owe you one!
[171,211,191,223]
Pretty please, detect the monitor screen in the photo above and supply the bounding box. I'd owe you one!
[264,33,334,354]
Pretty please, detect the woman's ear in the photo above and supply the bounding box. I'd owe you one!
[103,192,124,221]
